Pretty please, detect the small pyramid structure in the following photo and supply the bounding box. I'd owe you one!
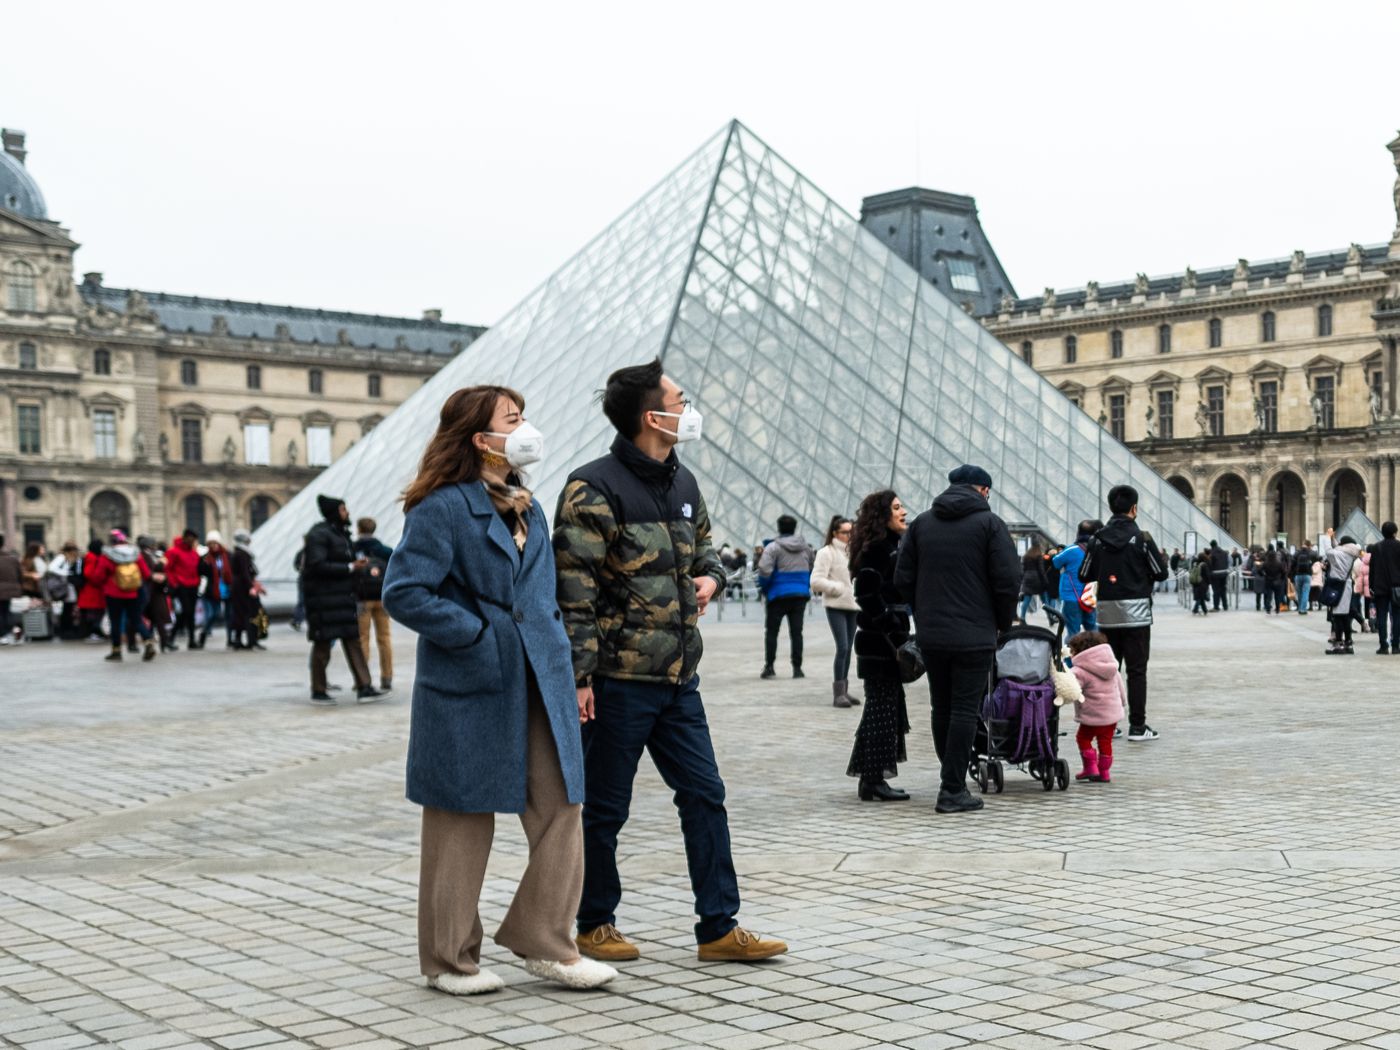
[253,121,1235,593]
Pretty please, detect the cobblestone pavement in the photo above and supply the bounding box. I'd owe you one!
[4,602,1400,1049]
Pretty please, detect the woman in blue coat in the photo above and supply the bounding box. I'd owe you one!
[383,385,616,995]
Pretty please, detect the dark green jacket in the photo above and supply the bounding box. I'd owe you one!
[553,436,725,685]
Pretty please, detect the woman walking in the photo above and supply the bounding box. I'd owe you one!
[1017,544,1050,624]
[811,516,860,709]
[1262,546,1287,614]
[845,490,911,801]
[230,530,265,650]
[382,384,614,994]
[1323,536,1363,655]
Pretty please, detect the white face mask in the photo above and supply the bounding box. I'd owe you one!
[483,421,544,468]
[651,405,703,444]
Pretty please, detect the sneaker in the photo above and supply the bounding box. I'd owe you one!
[0,636,11,646]
[697,926,788,962]
[524,957,617,989]
[427,969,503,995]
[310,692,336,706]
[791,668,804,679]
[356,686,387,704]
[1113,726,1123,739]
[1126,725,1159,741]
[576,924,640,962]
[1378,646,1390,655]
[935,790,985,814]
[759,665,776,679]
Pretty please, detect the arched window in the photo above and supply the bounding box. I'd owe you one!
[367,373,382,398]
[1261,311,1276,342]
[93,348,112,375]
[1158,324,1172,354]
[18,341,37,369]
[180,359,198,386]
[308,368,323,395]
[1208,318,1222,348]
[246,364,261,390]
[1110,330,1123,359]
[1064,335,1077,364]
[6,260,36,311]
[1317,304,1333,337]
[184,495,208,538]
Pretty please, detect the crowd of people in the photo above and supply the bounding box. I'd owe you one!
[0,528,267,658]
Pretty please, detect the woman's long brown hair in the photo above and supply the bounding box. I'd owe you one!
[401,385,525,512]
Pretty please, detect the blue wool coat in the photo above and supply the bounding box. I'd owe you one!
[382,481,584,814]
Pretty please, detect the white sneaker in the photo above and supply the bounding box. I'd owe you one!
[0,636,12,646]
[524,957,618,989]
[427,969,504,995]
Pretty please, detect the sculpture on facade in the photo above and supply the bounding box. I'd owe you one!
[998,291,1015,314]
[287,440,298,466]
[1251,397,1266,434]
[1084,280,1099,304]
[1133,273,1149,296]
[125,289,157,323]
[1393,143,1400,227]
[1310,392,1326,428]
[1233,258,1250,281]
[1289,250,1306,275]
[222,436,237,465]
[1181,267,1197,291]
[1144,404,1156,439]
[1042,287,1057,309]
[1347,242,1364,267]
[1195,401,1210,437]
[1371,387,1383,423]
[158,432,170,463]
[132,429,147,461]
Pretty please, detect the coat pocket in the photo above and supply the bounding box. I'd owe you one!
[418,622,505,697]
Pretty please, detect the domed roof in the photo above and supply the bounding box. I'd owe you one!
[0,146,47,220]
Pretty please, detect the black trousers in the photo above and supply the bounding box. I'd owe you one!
[311,637,371,693]
[764,596,807,668]
[1211,574,1229,610]
[923,647,994,797]
[1105,626,1151,729]
[175,585,199,642]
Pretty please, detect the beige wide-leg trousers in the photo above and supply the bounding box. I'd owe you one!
[418,690,583,976]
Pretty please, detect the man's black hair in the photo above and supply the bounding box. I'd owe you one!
[1075,519,1098,539]
[1107,484,1139,515]
[1384,521,1398,538]
[602,359,666,439]
[776,515,797,536]
[1210,539,1219,548]
[182,528,198,540]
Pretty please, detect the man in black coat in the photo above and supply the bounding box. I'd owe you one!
[895,464,1020,814]
[1207,540,1231,611]
[1370,521,1400,654]
[302,494,383,705]
[1079,485,1169,741]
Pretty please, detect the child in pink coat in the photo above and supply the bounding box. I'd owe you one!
[1067,630,1126,782]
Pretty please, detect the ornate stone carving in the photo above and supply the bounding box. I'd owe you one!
[1195,401,1209,437]
[1347,242,1363,266]
[1133,273,1149,296]
[1303,458,1324,474]
[1252,396,1266,434]
[1233,258,1250,281]
[1085,281,1099,304]
[1289,250,1306,275]
[158,431,170,463]
[1246,462,1264,475]
[337,328,352,346]
[125,289,156,323]
[1144,404,1156,439]
[132,429,147,461]
[1310,393,1325,428]
[222,436,237,465]
[998,291,1015,314]
[1042,287,1057,309]
[287,440,298,466]
[1181,267,1197,291]
[210,315,229,336]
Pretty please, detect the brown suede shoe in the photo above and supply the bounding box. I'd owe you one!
[697,926,788,962]
[575,923,640,962]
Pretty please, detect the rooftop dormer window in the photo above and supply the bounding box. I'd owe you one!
[947,257,980,293]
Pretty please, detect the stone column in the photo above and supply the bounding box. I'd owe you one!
[1371,455,1386,523]
[135,484,151,541]
[1304,458,1326,540]
[1383,455,1397,526]
[1246,464,1264,548]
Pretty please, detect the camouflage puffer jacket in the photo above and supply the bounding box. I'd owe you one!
[553,436,726,686]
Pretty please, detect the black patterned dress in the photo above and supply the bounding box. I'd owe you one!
[846,534,911,781]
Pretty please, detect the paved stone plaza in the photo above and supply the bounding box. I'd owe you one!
[4,601,1400,1050]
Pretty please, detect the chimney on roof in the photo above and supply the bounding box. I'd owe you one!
[422,308,442,323]
[82,272,104,288]
[2,129,27,165]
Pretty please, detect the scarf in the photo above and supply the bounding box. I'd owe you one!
[484,477,533,551]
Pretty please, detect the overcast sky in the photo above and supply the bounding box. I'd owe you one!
[5,2,1399,326]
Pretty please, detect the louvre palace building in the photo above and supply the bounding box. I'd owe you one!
[965,130,1400,549]
[0,127,478,549]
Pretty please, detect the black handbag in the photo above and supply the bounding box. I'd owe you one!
[896,638,926,684]
[1320,577,1345,609]
[1391,585,1400,607]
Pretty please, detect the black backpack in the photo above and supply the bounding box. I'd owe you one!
[354,557,387,601]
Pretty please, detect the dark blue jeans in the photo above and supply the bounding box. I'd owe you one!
[579,674,740,945]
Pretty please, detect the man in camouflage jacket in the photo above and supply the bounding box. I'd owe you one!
[553,360,787,964]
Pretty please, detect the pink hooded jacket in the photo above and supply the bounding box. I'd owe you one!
[1069,642,1126,726]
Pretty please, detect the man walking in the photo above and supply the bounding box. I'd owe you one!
[1079,485,1169,741]
[1292,540,1318,614]
[165,529,202,649]
[353,517,394,692]
[895,464,1020,814]
[1053,520,1102,639]
[757,515,814,679]
[1370,523,1400,654]
[302,495,384,706]
[1207,539,1231,611]
[554,359,787,964]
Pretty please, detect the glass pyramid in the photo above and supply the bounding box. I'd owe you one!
[252,120,1235,599]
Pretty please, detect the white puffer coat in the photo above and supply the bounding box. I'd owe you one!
[811,540,858,611]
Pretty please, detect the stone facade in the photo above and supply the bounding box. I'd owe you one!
[0,130,477,550]
[983,129,1400,549]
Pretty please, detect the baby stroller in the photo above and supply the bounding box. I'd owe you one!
[973,607,1070,794]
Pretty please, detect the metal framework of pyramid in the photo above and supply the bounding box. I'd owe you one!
[252,120,1235,596]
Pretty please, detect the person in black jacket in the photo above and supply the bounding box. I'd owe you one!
[302,494,383,705]
[1078,485,1169,741]
[1291,541,1318,614]
[1207,540,1231,611]
[895,464,1020,814]
[845,489,911,802]
[354,517,395,691]
[1370,522,1400,654]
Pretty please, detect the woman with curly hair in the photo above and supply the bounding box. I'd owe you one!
[844,489,911,801]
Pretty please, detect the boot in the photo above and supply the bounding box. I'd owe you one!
[1075,748,1100,782]
[105,645,122,662]
[843,679,860,705]
[1097,755,1113,783]
[832,681,851,708]
[142,640,156,662]
[858,778,909,802]
[760,664,776,679]
[792,665,805,679]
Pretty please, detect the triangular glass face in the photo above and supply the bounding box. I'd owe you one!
[1338,506,1382,547]
[253,120,1234,595]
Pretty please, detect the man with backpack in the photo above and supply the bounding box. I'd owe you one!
[89,529,156,662]
[1292,541,1318,614]
[1079,486,1169,741]
[353,517,394,692]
